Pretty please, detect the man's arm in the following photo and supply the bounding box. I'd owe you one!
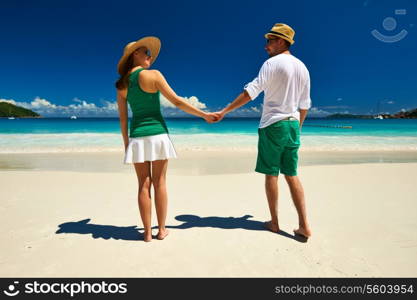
[298,74,311,129]
[215,90,252,121]
[215,61,269,121]
[299,109,308,129]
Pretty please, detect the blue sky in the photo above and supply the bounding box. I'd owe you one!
[0,0,416,117]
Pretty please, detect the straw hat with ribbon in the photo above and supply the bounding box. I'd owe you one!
[117,36,161,75]
[264,23,295,45]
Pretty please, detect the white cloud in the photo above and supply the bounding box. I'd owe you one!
[68,98,97,110]
[30,97,57,108]
[336,98,343,102]
[308,107,332,117]
[102,100,118,111]
[2,97,359,118]
[0,98,17,105]
[160,94,207,109]
[387,101,395,104]
[1,94,208,117]
[160,94,212,117]
[1,97,116,117]
[184,96,207,109]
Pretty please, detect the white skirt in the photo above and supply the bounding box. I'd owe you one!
[124,133,177,164]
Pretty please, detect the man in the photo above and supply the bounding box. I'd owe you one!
[214,23,312,239]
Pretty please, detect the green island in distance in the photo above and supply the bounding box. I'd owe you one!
[0,102,41,118]
[325,108,417,119]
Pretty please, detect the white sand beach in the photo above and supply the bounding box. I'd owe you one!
[1,152,416,277]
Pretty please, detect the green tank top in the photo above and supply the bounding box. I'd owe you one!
[127,68,169,137]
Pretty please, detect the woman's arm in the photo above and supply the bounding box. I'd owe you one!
[116,89,129,150]
[153,70,216,123]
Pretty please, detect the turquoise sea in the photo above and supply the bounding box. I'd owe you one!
[1,118,417,153]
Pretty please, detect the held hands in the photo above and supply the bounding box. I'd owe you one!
[212,111,225,123]
[203,112,220,123]
[201,90,248,124]
[203,111,226,124]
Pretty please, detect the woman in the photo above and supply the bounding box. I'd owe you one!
[115,36,216,242]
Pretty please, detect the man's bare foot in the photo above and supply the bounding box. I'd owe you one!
[143,231,152,242]
[157,229,169,240]
[294,227,312,239]
[263,221,280,233]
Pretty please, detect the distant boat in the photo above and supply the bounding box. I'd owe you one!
[8,117,15,120]
[374,115,384,120]
[70,115,77,119]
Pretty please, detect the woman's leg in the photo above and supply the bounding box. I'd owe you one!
[134,162,153,242]
[151,159,169,240]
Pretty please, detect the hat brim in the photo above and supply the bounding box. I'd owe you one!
[117,36,161,75]
[264,33,295,45]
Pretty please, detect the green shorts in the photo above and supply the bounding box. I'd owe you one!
[255,119,300,176]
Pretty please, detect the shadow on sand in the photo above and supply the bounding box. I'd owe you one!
[56,218,143,241]
[165,214,307,243]
[56,215,307,243]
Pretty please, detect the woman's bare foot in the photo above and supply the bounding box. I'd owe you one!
[157,229,169,240]
[143,231,152,242]
[293,227,312,239]
[263,221,280,233]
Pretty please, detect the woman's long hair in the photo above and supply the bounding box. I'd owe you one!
[115,55,134,90]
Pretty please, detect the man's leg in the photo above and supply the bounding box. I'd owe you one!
[284,175,312,238]
[256,123,285,233]
[265,174,280,232]
[281,120,311,238]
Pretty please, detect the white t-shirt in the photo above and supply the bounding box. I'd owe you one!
[244,53,311,128]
